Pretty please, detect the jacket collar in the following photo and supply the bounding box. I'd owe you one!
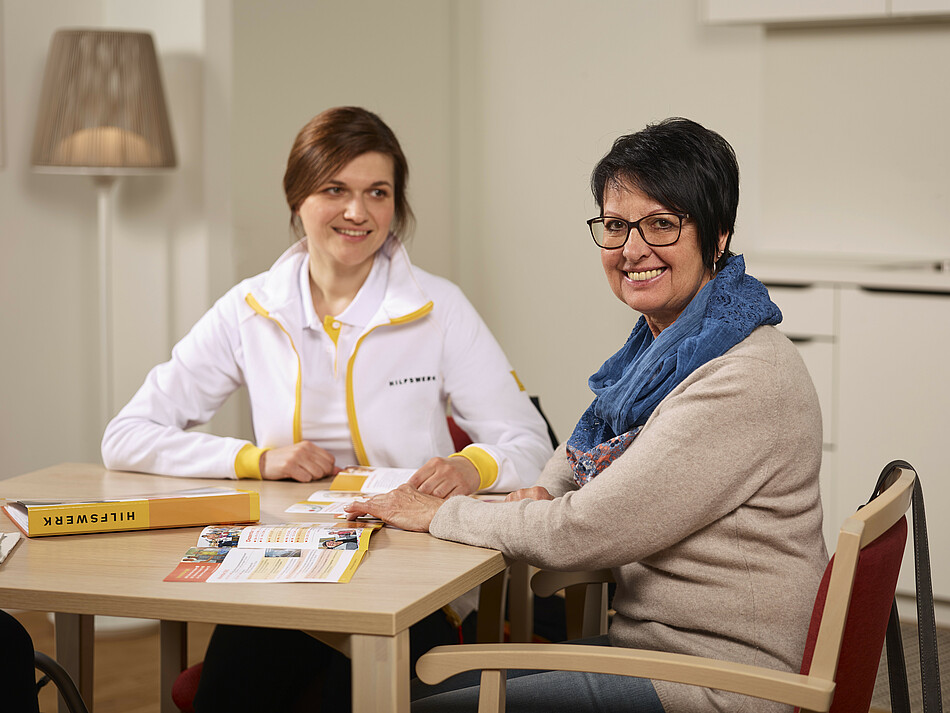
[247,238,432,328]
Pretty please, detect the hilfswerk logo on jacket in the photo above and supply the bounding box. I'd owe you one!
[389,375,437,386]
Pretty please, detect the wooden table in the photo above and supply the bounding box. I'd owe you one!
[0,464,508,713]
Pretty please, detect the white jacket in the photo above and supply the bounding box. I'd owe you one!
[101,240,552,491]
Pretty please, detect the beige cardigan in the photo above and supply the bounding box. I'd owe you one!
[430,325,829,712]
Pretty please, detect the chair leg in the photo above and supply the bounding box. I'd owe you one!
[477,569,509,643]
[507,561,535,643]
[478,669,506,713]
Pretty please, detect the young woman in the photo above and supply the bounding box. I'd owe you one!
[102,106,553,712]
[102,106,551,495]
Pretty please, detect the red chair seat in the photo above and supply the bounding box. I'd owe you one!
[171,661,203,713]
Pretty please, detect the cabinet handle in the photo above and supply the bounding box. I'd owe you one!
[763,282,813,290]
[858,286,950,298]
[787,336,816,344]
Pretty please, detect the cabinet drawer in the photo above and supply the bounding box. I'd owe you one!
[765,284,835,338]
[794,339,834,446]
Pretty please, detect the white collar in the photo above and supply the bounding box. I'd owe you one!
[299,249,390,330]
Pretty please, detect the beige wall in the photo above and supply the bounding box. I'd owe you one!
[0,0,233,479]
[2,0,949,478]
[454,0,768,436]
[1,0,104,479]
[229,0,457,284]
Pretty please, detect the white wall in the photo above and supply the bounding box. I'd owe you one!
[228,0,458,284]
[0,0,234,480]
[1,0,106,480]
[455,0,767,436]
[454,2,950,437]
[3,0,949,478]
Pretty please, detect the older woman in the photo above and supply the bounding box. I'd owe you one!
[103,106,553,712]
[347,118,829,713]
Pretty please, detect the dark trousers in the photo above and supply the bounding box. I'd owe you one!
[193,609,475,713]
[1,610,41,713]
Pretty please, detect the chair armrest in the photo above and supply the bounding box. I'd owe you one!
[415,643,835,712]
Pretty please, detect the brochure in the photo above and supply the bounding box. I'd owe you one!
[284,466,416,517]
[163,522,380,584]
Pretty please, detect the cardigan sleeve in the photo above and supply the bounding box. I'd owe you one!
[430,330,823,570]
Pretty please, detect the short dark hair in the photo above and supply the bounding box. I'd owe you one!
[283,106,414,240]
[590,117,739,273]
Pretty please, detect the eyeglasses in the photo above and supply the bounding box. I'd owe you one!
[587,212,688,249]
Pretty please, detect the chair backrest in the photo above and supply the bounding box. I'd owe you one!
[447,395,561,452]
[796,466,915,713]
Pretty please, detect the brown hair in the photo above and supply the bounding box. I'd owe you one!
[283,106,414,239]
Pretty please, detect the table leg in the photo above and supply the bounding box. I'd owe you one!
[476,568,508,643]
[507,561,535,643]
[350,629,410,713]
[54,612,94,713]
[160,621,188,713]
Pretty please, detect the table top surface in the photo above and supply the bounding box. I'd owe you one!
[0,464,506,636]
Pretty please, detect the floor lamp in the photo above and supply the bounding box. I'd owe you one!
[31,28,177,635]
[31,28,177,426]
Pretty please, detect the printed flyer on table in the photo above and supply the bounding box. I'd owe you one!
[164,522,380,583]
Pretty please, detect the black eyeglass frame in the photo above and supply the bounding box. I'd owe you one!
[587,212,689,249]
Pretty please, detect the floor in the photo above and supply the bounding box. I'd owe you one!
[11,610,213,713]
[9,610,949,712]
[869,619,950,713]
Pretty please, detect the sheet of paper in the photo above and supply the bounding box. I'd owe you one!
[0,531,22,564]
[164,523,380,583]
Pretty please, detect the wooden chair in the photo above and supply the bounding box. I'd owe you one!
[531,567,614,641]
[415,464,916,713]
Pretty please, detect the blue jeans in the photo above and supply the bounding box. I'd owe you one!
[410,635,665,713]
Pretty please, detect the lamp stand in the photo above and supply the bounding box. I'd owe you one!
[93,174,159,639]
[94,175,117,426]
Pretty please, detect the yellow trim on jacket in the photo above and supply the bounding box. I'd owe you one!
[234,443,269,479]
[451,446,498,490]
[346,301,434,465]
[245,294,303,445]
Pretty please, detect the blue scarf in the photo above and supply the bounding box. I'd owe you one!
[566,255,781,486]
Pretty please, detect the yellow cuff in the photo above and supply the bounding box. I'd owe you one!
[451,446,498,490]
[234,444,269,480]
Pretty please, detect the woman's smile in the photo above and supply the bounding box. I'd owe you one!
[334,226,373,240]
[624,267,668,282]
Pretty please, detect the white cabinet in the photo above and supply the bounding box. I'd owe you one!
[765,283,838,548]
[703,0,950,23]
[836,286,950,601]
[703,0,885,24]
[764,276,950,609]
[892,0,950,14]
[752,254,950,619]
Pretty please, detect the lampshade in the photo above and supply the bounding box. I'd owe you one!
[31,29,176,174]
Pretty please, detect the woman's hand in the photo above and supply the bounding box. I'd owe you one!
[344,484,443,532]
[505,486,554,502]
[408,456,480,497]
[259,442,341,482]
